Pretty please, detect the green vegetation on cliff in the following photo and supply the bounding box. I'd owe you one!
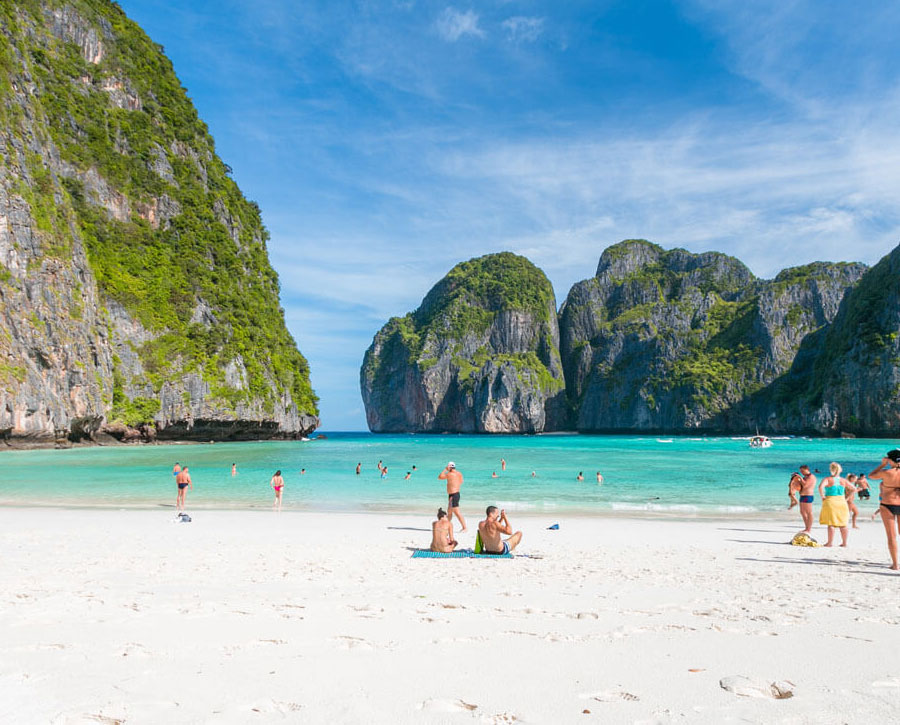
[366,252,557,373]
[361,252,565,432]
[416,252,555,333]
[1,0,317,422]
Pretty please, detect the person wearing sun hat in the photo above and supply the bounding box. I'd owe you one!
[438,461,466,533]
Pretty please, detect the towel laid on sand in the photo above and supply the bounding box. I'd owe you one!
[411,549,513,559]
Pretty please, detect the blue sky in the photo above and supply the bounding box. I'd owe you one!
[119,0,900,430]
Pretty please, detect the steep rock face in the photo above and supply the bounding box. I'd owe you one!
[0,1,317,446]
[559,240,865,432]
[361,253,565,433]
[769,245,900,436]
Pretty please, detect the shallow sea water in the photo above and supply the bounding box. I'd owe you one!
[1,432,895,515]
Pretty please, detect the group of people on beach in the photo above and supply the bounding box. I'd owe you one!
[430,461,523,556]
[789,450,900,569]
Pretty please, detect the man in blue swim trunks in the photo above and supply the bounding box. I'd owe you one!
[478,506,522,555]
[798,464,816,534]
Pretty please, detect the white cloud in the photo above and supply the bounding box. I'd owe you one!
[435,7,485,42]
[501,16,544,43]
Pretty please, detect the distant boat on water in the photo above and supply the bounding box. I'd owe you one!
[749,435,772,448]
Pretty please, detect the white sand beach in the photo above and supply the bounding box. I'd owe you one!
[1,508,898,724]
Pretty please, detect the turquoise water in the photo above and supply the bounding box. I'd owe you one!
[0,433,893,515]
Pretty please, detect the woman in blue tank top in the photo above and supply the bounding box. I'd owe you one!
[818,462,857,547]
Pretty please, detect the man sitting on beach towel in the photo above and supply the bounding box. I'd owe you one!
[478,506,522,555]
[430,508,458,553]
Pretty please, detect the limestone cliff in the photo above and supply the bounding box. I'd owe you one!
[770,244,900,436]
[558,240,866,432]
[360,253,565,432]
[0,0,317,446]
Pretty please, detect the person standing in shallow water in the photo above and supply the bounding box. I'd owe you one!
[818,462,856,547]
[356,462,361,475]
[439,462,466,532]
[231,463,236,476]
[270,470,284,512]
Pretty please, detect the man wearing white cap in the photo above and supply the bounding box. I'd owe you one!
[439,461,467,532]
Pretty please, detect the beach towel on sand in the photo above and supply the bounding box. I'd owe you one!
[411,549,513,559]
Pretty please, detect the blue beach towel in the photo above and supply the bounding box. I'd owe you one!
[411,549,513,559]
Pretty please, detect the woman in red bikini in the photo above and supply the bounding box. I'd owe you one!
[869,451,900,570]
[270,470,284,512]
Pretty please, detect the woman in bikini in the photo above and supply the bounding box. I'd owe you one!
[868,452,900,570]
[845,474,861,529]
[270,470,284,512]
[818,462,857,547]
[788,472,803,509]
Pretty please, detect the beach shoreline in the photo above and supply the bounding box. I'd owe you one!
[2,507,897,723]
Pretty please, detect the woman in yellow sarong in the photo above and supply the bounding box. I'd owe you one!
[818,462,857,547]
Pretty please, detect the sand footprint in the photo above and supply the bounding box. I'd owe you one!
[719,675,794,699]
[872,677,900,688]
[481,712,519,723]
[332,635,375,651]
[580,690,640,702]
[248,699,304,715]
[349,604,384,619]
[417,698,478,713]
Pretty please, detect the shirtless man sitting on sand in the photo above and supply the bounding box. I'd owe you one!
[478,506,522,555]
[798,464,816,533]
[430,508,458,553]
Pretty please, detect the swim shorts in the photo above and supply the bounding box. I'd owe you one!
[482,541,510,556]
[448,492,460,508]
[859,489,870,499]
[178,483,188,490]
[799,495,814,504]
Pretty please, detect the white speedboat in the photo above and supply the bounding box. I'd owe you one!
[749,435,772,448]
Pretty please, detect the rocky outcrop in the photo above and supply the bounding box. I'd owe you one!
[361,253,566,433]
[768,244,900,436]
[558,240,866,432]
[0,1,317,447]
